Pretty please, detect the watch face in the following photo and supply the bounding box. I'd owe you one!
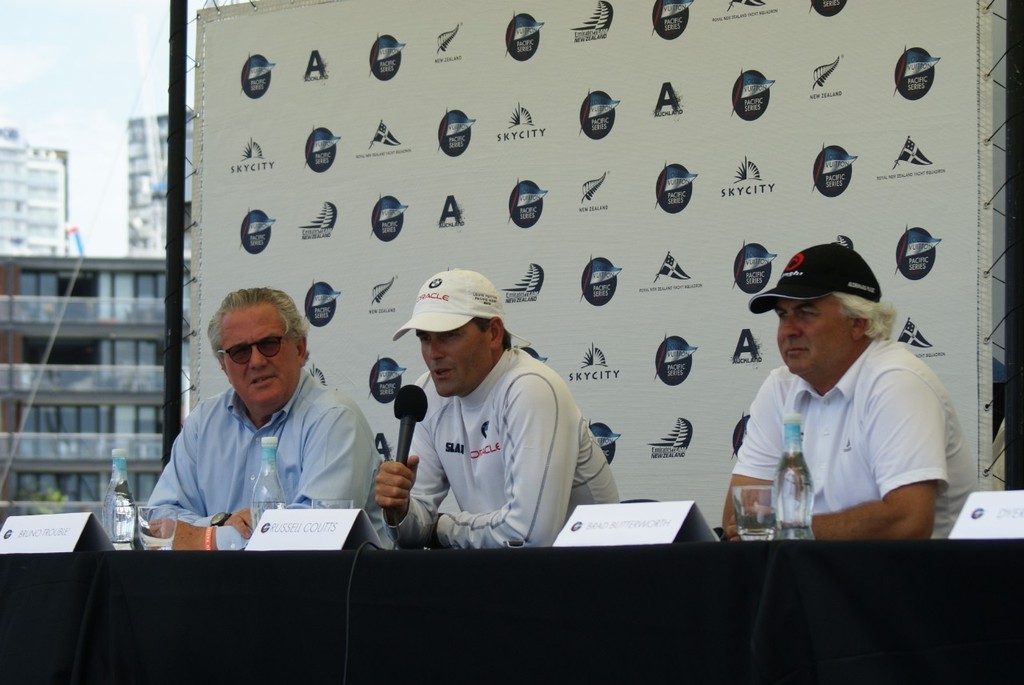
[211,512,230,526]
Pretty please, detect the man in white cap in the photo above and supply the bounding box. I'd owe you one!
[722,243,974,540]
[375,269,619,548]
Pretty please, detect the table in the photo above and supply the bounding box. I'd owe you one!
[1,540,1021,684]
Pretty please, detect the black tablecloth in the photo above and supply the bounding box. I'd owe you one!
[1,541,1021,684]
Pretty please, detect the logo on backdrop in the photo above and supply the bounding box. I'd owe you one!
[569,343,621,382]
[241,54,273,98]
[304,127,340,173]
[897,318,932,349]
[509,180,547,228]
[812,144,856,196]
[732,413,750,458]
[438,195,466,229]
[506,13,544,61]
[581,256,621,306]
[522,346,548,363]
[369,276,397,315]
[810,55,842,100]
[652,0,692,40]
[500,104,546,143]
[436,24,463,64]
[655,163,697,214]
[368,120,402,149]
[580,171,610,212]
[654,335,696,385]
[590,422,620,464]
[641,251,703,293]
[811,0,847,17]
[653,82,685,118]
[895,226,941,280]
[504,264,544,303]
[368,357,404,403]
[307,363,327,386]
[649,418,693,459]
[733,242,776,294]
[300,202,337,240]
[732,329,763,364]
[573,2,613,42]
[304,281,340,327]
[732,69,773,121]
[894,47,939,100]
[370,34,405,80]
[722,157,774,199]
[371,195,408,242]
[232,138,274,173]
[580,90,619,140]
[240,209,274,255]
[304,50,328,82]
[438,110,475,157]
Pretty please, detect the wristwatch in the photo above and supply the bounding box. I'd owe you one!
[210,512,231,527]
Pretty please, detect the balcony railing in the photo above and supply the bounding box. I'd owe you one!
[0,432,163,460]
[0,364,164,393]
[0,295,166,325]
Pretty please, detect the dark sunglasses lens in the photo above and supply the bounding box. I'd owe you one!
[257,338,282,358]
[227,345,252,364]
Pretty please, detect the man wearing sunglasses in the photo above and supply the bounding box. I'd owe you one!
[148,287,384,549]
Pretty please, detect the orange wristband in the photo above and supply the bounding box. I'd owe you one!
[204,526,216,551]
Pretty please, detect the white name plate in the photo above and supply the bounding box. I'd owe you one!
[949,491,1024,539]
[245,508,381,551]
[0,512,113,553]
[553,501,718,547]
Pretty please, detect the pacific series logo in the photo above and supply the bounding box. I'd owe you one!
[371,195,408,242]
[733,242,776,294]
[240,209,274,255]
[895,226,941,280]
[812,144,856,196]
[732,69,773,121]
[590,421,620,464]
[506,14,544,61]
[438,110,475,157]
[370,34,405,81]
[894,46,939,101]
[509,179,547,228]
[304,281,340,328]
[305,127,340,173]
[732,413,750,458]
[368,357,404,403]
[811,0,847,17]
[580,90,619,140]
[652,0,692,40]
[581,256,621,306]
[654,335,696,386]
[241,54,273,99]
[656,163,697,214]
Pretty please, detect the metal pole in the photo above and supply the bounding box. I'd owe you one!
[1006,0,1024,489]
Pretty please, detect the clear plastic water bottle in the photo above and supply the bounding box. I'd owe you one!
[774,413,815,540]
[103,448,136,550]
[250,436,286,527]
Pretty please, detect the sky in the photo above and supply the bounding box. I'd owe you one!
[0,1,205,257]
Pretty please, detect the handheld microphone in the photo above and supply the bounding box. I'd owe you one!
[393,384,428,465]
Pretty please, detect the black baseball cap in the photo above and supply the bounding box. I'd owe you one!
[748,243,881,314]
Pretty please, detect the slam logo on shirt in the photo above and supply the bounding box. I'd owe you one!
[505,13,544,61]
[895,226,941,280]
[652,0,693,41]
[590,422,620,464]
[649,418,693,459]
[654,335,697,386]
[304,127,340,173]
[731,413,750,458]
[368,357,404,403]
[370,34,405,81]
[581,256,621,306]
[580,90,619,140]
[241,54,273,99]
[438,110,475,157]
[812,144,856,197]
[509,180,547,228]
[656,163,698,214]
[371,195,408,242]
[304,281,340,328]
[732,242,776,294]
[894,46,939,101]
[572,2,613,43]
[732,69,774,121]
[240,209,274,255]
[503,264,544,304]
[811,0,847,17]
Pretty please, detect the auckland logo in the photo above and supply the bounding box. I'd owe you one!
[506,13,544,61]
[504,264,544,304]
[580,171,609,213]
[652,0,693,41]
[300,202,337,240]
[811,0,847,17]
[655,335,696,386]
[810,55,842,100]
[653,82,684,118]
[569,343,621,382]
[439,110,475,157]
[370,34,404,81]
[509,179,547,228]
[895,226,941,280]
[573,2,613,42]
[304,50,328,82]
[580,90,619,140]
[722,157,774,199]
[369,276,397,315]
[894,46,939,101]
[371,195,408,242]
[590,422,620,464]
[500,104,546,143]
[732,69,773,121]
[649,418,693,459]
[436,23,462,64]
[368,357,404,403]
[732,329,763,364]
[812,144,856,196]
[656,163,697,214]
[304,281,340,328]
[438,195,466,229]
[581,256,621,306]
[305,127,340,173]
[241,54,273,99]
[232,138,274,173]
[240,209,274,255]
[733,242,776,294]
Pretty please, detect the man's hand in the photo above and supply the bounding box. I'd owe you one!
[225,508,253,539]
[375,455,420,524]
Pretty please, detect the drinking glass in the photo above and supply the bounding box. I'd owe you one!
[311,498,355,510]
[731,485,776,541]
[137,506,178,550]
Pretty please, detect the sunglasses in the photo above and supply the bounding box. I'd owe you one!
[218,336,284,364]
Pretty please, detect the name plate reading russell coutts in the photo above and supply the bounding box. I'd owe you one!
[245,508,381,551]
[553,501,718,547]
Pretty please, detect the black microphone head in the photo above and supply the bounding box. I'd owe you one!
[394,384,428,422]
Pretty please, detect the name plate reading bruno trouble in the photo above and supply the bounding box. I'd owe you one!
[0,512,113,554]
[553,501,718,547]
[245,508,380,551]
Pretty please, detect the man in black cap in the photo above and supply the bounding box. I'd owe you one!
[722,243,974,540]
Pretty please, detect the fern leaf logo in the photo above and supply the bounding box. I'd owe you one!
[581,172,608,203]
[371,275,396,304]
[437,24,460,54]
[812,55,841,90]
[734,157,761,183]
[509,103,534,128]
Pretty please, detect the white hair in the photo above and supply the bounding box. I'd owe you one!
[832,292,897,341]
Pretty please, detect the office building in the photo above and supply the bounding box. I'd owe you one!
[0,125,69,257]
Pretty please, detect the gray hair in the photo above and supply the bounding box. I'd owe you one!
[207,287,309,359]
[832,292,896,341]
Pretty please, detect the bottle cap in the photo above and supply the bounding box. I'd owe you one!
[261,436,278,448]
[783,413,802,426]
[111,448,127,458]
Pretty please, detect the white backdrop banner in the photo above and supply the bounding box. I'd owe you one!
[193,0,990,517]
